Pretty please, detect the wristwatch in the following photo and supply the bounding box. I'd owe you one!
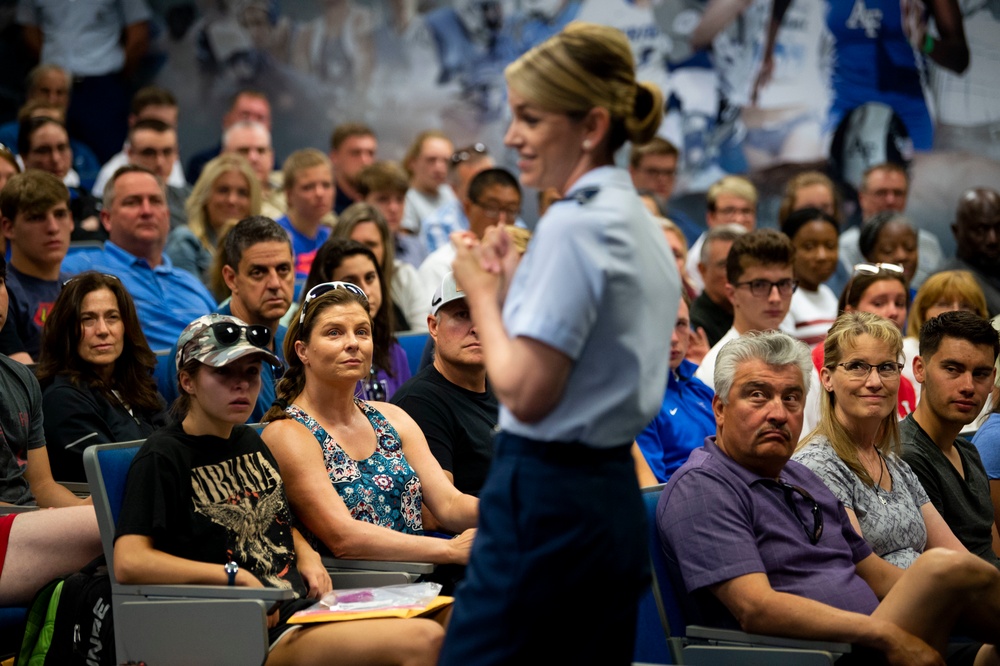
[224,561,238,586]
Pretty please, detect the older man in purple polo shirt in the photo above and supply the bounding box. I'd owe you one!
[657,331,1000,665]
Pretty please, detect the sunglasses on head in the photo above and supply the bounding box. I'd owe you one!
[451,142,488,165]
[62,272,122,287]
[853,263,904,276]
[300,281,369,324]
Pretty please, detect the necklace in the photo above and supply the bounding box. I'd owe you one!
[873,449,887,505]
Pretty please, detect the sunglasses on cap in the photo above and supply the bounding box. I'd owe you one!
[300,281,369,324]
[451,142,488,165]
[178,322,272,368]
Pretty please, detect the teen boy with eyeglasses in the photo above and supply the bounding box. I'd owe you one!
[658,331,1000,666]
[418,168,521,297]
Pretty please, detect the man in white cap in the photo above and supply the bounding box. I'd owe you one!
[391,272,497,501]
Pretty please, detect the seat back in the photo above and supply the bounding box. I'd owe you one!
[83,440,145,583]
[633,483,677,664]
[397,331,430,373]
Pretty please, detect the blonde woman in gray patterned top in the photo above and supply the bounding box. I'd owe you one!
[793,311,967,568]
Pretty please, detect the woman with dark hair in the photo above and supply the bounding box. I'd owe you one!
[261,285,477,567]
[858,211,920,294]
[36,272,167,481]
[115,313,445,665]
[781,207,840,345]
[303,238,410,400]
[18,115,104,242]
[331,202,428,331]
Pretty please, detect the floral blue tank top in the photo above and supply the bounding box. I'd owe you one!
[285,400,423,536]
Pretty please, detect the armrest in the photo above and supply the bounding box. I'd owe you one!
[59,481,90,497]
[115,584,295,602]
[321,556,434,575]
[0,505,41,514]
[685,626,851,654]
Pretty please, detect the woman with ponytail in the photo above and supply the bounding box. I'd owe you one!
[440,22,681,663]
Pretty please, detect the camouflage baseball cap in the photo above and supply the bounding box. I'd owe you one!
[176,314,279,371]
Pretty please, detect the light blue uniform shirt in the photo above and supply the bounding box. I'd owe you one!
[16,0,151,76]
[500,166,679,447]
[62,241,217,351]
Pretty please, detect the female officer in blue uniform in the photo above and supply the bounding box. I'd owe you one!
[440,21,680,665]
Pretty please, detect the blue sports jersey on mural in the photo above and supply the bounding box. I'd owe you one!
[827,0,932,150]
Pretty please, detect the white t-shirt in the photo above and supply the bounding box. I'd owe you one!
[783,284,838,346]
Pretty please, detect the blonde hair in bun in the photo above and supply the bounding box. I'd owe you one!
[505,22,663,153]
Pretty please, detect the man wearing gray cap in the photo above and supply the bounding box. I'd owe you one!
[391,272,497,501]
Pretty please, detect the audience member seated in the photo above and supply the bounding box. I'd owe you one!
[329,122,378,215]
[0,506,103,606]
[903,271,989,404]
[636,295,715,483]
[685,176,757,294]
[166,216,294,422]
[334,203,429,332]
[261,285,477,570]
[0,170,71,360]
[301,240,411,400]
[902,311,1000,568]
[659,218,698,303]
[936,188,1000,317]
[122,119,191,231]
[814,263,916,418]
[777,170,849,295]
[186,90,272,184]
[166,153,260,288]
[0,253,87,507]
[695,229,796,391]
[628,137,701,245]
[780,208,840,346]
[391,272,496,500]
[0,64,100,190]
[420,143,493,254]
[115,314,444,665]
[839,163,942,288]
[972,382,1000,542]
[0,144,19,194]
[276,149,335,290]
[690,224,745,348]
[794,312,967,568]
[401,130,455,235]
[62,166,216,350]
[418,168,521,298]
[858,211,920,299]
[19,115,104,242]
[36,272,167,482]
[91,86,187,196]
[657,330,1000,665]
[222,120,284,220]
[358,160,426,268]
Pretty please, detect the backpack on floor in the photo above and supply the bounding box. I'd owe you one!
[16,555,115,666]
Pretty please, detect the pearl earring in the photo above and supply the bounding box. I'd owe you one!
[582,139,592,150]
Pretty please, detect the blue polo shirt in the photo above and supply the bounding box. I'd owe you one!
[636,359,717,482]
[62,241,216,351]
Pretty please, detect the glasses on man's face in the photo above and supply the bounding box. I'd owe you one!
[472,200,520,220]
[300,281,369,324]
[754,479,824,545]
[733,278,798,298]
[835,360,904,380]
[451,143,488,165]
[136,146,177,159]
